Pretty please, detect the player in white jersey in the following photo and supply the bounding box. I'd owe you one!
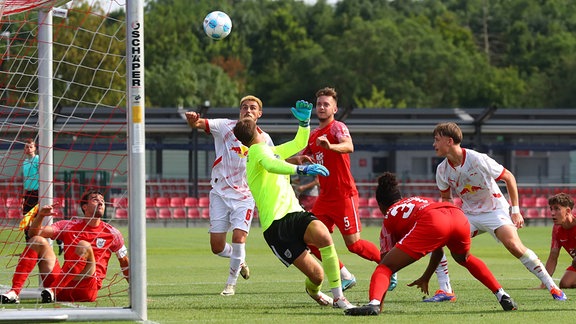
[185,95,273,296]
[420,122,567,302]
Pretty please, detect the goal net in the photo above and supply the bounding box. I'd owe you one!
[0,0,146,321]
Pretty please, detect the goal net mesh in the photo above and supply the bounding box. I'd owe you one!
[0,0,135,316]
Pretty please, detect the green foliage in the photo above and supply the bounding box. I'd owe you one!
[141,0,576,108]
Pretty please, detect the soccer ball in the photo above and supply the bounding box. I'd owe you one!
[203,11,232,40]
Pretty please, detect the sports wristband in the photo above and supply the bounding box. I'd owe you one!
[511,206,520,214]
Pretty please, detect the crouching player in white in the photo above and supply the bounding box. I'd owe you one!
[233,100,355,310]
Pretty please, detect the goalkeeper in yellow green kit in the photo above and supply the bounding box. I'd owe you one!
[233,100,355,310]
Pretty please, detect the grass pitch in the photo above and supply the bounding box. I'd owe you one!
[138,224,573,324]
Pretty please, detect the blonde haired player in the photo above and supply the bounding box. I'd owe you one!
[185,95,272,296]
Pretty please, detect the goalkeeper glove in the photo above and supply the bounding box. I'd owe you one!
[290,100,313,127]
[296,164,329,177]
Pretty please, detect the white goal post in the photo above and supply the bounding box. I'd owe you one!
[0,0,146,321]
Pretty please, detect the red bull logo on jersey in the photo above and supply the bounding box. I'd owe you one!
[230,145,249,157]
[459,184,482,195]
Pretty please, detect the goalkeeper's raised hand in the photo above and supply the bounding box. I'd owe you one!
[296,164,329,177]
[291,100,313,127]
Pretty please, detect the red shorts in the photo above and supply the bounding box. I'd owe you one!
[312,194,361,235]
[567,265,576,272]
[395,207,471,260]
[42,257,101,302]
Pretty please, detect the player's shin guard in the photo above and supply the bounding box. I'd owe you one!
[12,247,39,294]
[369,264,392,303]
[519,249,558,290]
[319,245,341,289]
[458,254,501,292]
[435,253,453,293]
[319,244,344,300]
[309,244,345,269]
[348,239,382,263]
[227,243,245,284]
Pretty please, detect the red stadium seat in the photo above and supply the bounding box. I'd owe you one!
[521,196,536,207]
[358,197,369,208]
[8,208,22,219]
[115,208,128,219]
[198,196,210,208]
[359,208,370,219]
[184,197,198,207]
[6,197,21,208]
[112,197,128,209]
[371,208,383,218]
[158,207,172,219]
[155,197,170,208]
[172,208,186,219]
[145,208,157,219]
[170,197,184,208]
[0,208,7,218]
[187,208,200,219]
[368,197,378,208]
[525,208,540,219]
[535,196,548,208]
[201,208,210,219]
[145,197,156,207]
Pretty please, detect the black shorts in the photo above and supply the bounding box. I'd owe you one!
[23,190,39,214]
[263,211,317,267]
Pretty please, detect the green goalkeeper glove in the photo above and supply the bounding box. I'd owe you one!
[291,100,313,127]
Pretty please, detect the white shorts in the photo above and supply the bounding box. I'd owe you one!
[208,191,255,234]
[467,209,514,243]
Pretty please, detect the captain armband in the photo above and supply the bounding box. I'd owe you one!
[116,245,128,259]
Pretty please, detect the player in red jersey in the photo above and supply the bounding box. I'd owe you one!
[1,190,129,304]
[345,172,517,316]
[301,87,382,290]
[542,193,576,288]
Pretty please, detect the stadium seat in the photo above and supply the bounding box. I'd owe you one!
[201,208,210,219]
[198,196,210,208]
[187,208,200,219]
[145,208,157,219]
[155,197,170,208]
[6,197,21,208]
[359,208,370,219]
[521,196,536,207]
[525,208,540,220]
[112,197,128,209]
[358,197,369,207]
[145,197,156,208]
[115,208,128,219]
[158,207,172,219]
[170,197,184,208]
[184,197,198,208]
[371,208,383,218]
[0,208,7,219]
[368,197,378,208]
[535,196,548,208]
[172,208,186,219]
[8,208,22,219]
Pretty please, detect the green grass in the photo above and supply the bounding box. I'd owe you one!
[140,224,573,324]
[4,224,575,323]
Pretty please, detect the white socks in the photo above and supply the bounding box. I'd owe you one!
[519,248,557,290]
